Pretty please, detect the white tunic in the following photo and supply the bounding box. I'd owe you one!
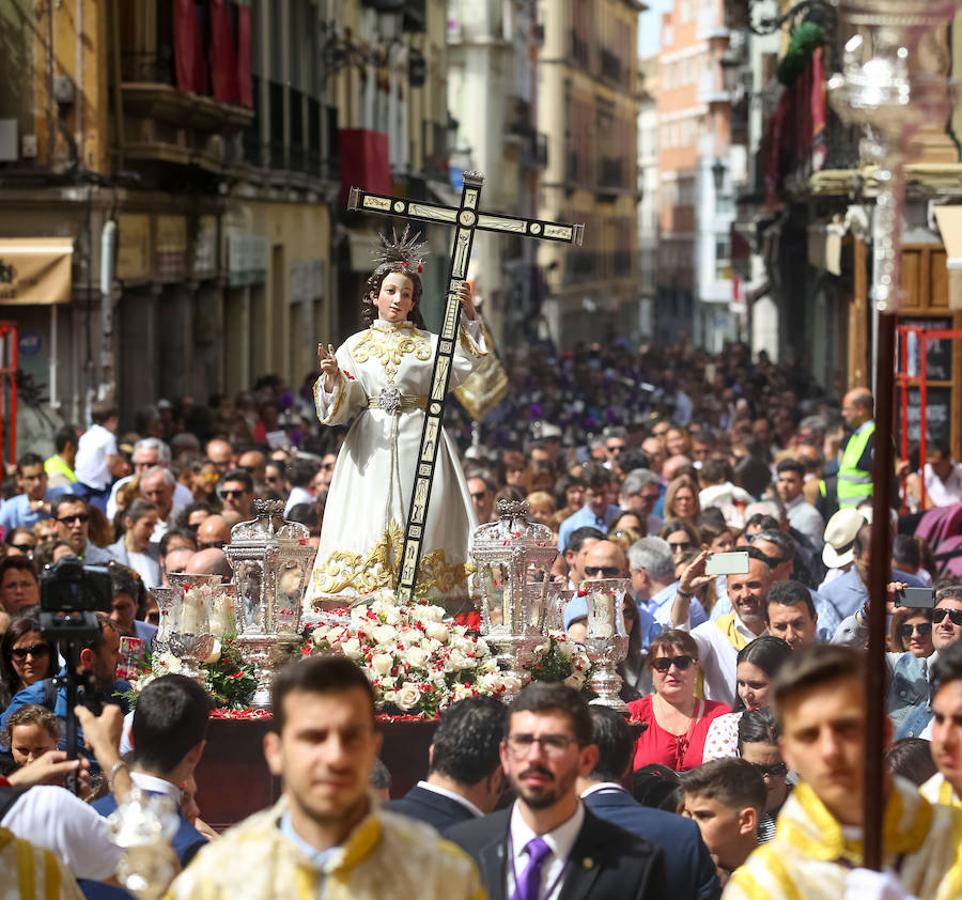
[305,317,485,609]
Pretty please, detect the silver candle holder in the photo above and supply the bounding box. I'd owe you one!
[581,578,631,713]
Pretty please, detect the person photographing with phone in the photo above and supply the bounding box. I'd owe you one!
[671,548,773,707]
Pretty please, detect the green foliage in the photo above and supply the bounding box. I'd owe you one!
[777,22,825,86]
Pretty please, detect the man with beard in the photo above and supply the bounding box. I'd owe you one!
[447,682,665,900]
[167,656,484,899]
[920,642,962,808]
[724,645,962,900]
[672,548,773,707]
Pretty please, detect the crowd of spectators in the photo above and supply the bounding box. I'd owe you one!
[3,338,962,896]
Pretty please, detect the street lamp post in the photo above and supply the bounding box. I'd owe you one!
[828,0,962,870]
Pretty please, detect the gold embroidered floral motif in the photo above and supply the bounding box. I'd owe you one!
[351,323,432,384]
[310,520,469,600]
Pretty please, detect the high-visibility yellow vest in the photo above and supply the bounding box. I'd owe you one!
[837,421,875,508]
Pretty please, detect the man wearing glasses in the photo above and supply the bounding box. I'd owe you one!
[448,682,665,900]
[50,494,112,564]
[217,469,255,520]
[899,586,962,740]
[106,438,193,521]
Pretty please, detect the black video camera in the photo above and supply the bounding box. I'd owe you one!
[40,557,113,642]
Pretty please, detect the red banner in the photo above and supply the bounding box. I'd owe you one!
[338,130,392,200]
[210,0,239,105]
[174,0,200,93]
[236,2,253,108]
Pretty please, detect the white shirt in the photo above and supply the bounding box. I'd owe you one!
[580,781,627,799]
[784,494,825,545]
[415,780,484,818]
[130,770,183,804]
[1,784,121,881]
[684,615,765,707]
[924,462,962,508]
[75,424,118,489]
[507,800,585,900]
[284,486,315,516]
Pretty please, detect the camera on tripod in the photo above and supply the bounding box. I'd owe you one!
[39,557,112,641]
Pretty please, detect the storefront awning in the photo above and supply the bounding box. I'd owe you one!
[0,238,74,305]
[934,206,962,310]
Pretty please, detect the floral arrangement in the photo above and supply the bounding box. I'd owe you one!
[305,593,521,717]
[125,639,257,710]
[521,635,592,690]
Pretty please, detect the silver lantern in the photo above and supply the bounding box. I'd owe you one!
[829,0,962,313]
[224,499,316,708]
[471,500,558,691]
[581,578,631,713]
[107,789,180,899]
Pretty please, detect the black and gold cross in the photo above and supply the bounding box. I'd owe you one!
[348,171,584,601]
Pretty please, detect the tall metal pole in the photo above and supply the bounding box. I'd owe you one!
[864,310,896,870]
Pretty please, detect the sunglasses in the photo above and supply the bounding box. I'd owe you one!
[57,514,88,525]
[10,544,35,553]
[668,541,692,553]
[897,622,933,640]
[219,489,246,499]
[933,608,962,627]
[584,565,622,577]
[652,654,695,673]
[11,644,50,662]
[750,761,788,779]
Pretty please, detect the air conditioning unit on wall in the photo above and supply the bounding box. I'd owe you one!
[0,119,17,162]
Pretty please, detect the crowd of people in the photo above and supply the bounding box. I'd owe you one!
[2,337,962,897]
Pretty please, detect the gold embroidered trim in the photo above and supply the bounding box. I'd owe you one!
[311,520,470,599]
[458,320,488,359]
[352,325,432,384]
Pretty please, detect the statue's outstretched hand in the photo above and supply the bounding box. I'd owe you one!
[318,343,339,391]
[457,281,477,321]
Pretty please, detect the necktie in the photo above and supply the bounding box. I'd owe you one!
[512,836,552,900]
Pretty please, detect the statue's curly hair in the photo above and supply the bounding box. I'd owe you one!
[361,262,426,329]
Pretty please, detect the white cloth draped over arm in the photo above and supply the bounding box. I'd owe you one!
[313,343,367,426]
[449,317,487,388]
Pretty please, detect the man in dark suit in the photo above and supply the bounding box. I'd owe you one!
[447,682,665,900]
[579,707,720,900]
[80,674,212,900]
[385,695,506,830]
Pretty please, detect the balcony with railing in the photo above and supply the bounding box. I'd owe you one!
[598,47,625,87]
[118,3,254,174]
[564,251,599,285]
[570,30,590,68]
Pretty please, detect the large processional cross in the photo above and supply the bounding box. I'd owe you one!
[348,171,584,601]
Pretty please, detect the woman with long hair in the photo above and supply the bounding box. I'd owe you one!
[701,635,792,761]
[663,476,701,528]
[0,616,57,712]
[628,630,730,772]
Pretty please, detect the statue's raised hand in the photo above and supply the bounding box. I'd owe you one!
[318,342,339,391]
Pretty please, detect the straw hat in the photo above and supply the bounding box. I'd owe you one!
[822,508,867,569]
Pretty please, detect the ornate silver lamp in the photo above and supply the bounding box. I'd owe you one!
[581,578,631,713]
[828,0,962,313]
[161,576,216,678]
[224,499,316,708]
[471,500,558,691]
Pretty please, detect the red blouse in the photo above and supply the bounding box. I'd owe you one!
[628,695,731,773]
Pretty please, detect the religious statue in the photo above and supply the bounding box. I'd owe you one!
[305,228,486,611]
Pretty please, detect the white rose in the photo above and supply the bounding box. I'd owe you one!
[447,648,476,671]
[425,622,449,643]
[312,625,331,644]
[340,638,362,660]
[397,628,422,647]
[350,605,369,622]
[370,653,393,676]
[403,646,429,669]
[371,624,397,645]
[394,682,421,711]
[474,640,490,658]
[556,639,574,658]
[500,673,525,694]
